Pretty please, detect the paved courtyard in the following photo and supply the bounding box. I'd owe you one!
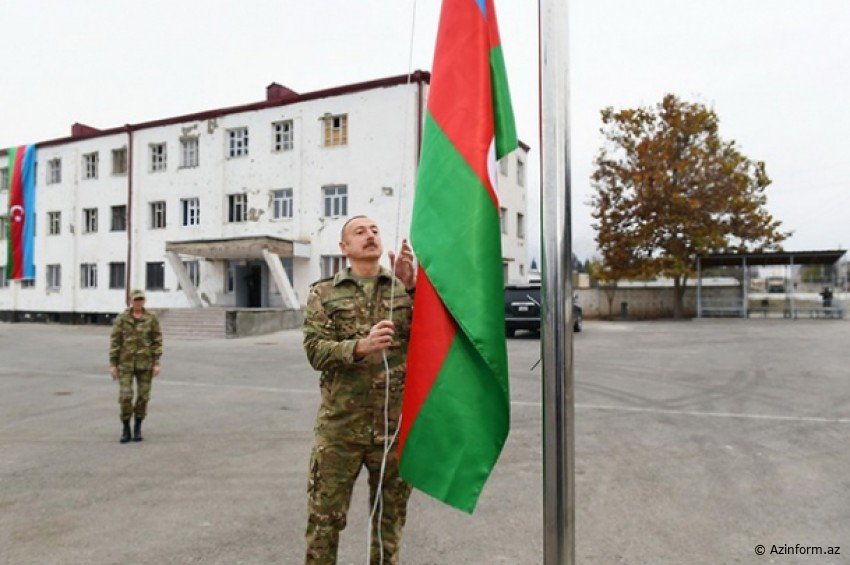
[1,318,848,564]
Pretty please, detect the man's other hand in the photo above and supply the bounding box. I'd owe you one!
[389,239,416,291]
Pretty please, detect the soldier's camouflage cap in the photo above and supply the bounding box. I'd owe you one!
[129,289,146,300]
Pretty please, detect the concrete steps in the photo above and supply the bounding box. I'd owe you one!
[158,308,227,340]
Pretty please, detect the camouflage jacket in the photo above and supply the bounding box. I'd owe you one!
[303,267,414,446]
[109,308,163,371]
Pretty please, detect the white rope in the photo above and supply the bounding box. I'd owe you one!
[367,0,419,562]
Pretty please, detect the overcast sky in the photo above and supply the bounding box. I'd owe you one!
[2,0,848,263]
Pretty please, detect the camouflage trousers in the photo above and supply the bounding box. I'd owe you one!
[118,368,153,422]
[305,435,412,564]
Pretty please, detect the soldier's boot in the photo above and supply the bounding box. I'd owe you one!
[133,417,144,442]
[120,420,132,444]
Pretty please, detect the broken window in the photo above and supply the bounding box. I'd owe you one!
[322,114,348,147]
[150,143,166,172]
[83,152,99,179]
[228,127,249,158]
[228,193,247,223]
[272,120,294,152]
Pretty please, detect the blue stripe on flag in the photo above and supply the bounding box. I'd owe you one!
[21,145,37,280]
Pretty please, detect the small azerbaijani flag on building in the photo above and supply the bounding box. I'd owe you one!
[6,144,38,280]
[399,0,518,513]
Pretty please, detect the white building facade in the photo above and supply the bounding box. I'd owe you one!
[0,72,530,321]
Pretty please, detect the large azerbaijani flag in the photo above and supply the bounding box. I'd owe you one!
[399,0,517,513]
[6,145,38,280]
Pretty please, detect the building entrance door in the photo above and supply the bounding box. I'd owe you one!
[245,264,262,308]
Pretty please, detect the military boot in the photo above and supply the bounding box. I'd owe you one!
[133,417,144,442]
[120,420,132,444]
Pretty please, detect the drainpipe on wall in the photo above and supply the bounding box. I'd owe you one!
[124,125,133,305]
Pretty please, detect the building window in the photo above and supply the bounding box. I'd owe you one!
[322,185,348,217]
[0,167,8,190]
[517,158,525,187]
[47,158,62,184]
[111,205,127,232]
[0,266,8,288]
[503,262,509,284]
[499,158,509,177]
[0,215,7,240]
[272,188,293,219]
[180,137,199,168]
[227,127,249,158]
[146,262,165,290]
[322,114,348,147]
[46,264,61,290]
[83,152,99,180]
[83,208,98,233]
[321,255,347,278]
[112,148,127,175]
[228,193,247,223]
[184,260,200,287]
[500,207,508,234]
[48,211,61,235]
[273,120,294,152]
[80,263,97,289]
[517,212,525,239]
[21,277,35,289]
[281,256,294,285]
[225,261,235,293]
[150,143,166,172]
[109,262,126,289]
[519,264,525,277]
[150,201,166,229]
[181,198,200,226]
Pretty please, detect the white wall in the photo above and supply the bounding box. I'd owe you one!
[1,79,528,313]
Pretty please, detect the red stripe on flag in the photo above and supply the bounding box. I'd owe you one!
[486,0,502,47]
[9,147,26,280]
[426,0,496,207]
[399,268,457,453]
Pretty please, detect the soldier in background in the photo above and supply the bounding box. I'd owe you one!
[302,215,416,564]
[110,289,163,444]
[821,286,833,308]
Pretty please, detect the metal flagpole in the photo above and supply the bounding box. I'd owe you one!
[539,0,575,564]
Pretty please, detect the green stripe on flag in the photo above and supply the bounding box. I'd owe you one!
[399,328,510,513]
[406,113,511,512]
[411,114,509,381]
[489,46,518,159]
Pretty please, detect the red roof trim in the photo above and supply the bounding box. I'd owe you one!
[1,71,431,156]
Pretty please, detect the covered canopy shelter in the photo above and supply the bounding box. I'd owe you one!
[165,236,307,309]
[696,250,846,319]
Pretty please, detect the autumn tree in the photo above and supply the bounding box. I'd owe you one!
[590,94,789,318]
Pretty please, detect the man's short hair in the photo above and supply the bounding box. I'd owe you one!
[340,215,368,241]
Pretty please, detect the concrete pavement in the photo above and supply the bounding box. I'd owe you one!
[1,319,848,564]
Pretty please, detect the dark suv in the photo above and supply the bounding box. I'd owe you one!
[505,284,582,337]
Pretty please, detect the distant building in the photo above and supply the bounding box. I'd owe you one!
[0,72,530,320]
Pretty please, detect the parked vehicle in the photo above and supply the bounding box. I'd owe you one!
[504,284,582,337]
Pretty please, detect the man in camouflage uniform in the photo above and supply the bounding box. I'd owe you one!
[110,289,163,444]
[303,216,416,564]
